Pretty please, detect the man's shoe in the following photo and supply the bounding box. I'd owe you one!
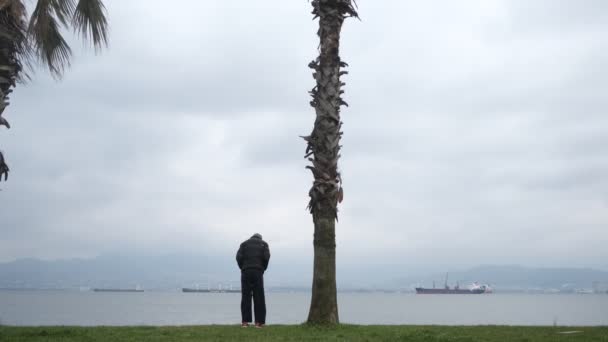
[241,322,249,328]
[254,322,265,328]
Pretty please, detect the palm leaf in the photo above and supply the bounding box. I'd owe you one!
[0,0,109,187]
[0,0,31,77]
[73,0,108,50]
[50,0,76,26]
[0,150,8,182]
[28,0,73,76]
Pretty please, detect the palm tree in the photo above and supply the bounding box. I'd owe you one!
[303,0,357,324]
[0,0,108,185]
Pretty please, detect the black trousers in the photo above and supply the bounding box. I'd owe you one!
[240,269,266,324]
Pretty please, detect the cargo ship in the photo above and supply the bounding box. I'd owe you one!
[182,288,240,293]
[182,284,240,293]
[415,273,491,294]
[92,288,144,292]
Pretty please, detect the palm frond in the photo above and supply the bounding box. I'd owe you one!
[0,1,30,56]
[0,0,31,81]
[28,0,72,77]
[0,0,21,11]
[50,0,76,26]
[0,150,9,182]
[73,0,108,50]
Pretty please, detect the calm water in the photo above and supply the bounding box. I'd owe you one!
[0,291,607,326]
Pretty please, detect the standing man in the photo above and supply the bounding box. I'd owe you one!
[236,233,270,328]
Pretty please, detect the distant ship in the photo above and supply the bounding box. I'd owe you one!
[92,288,144,292]
[182,284,240,293]
[415,273,491,294]
[182,288,240,293]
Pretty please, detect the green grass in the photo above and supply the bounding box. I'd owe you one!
[0,325,607,341]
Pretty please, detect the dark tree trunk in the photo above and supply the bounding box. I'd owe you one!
[303,0,357,325]
[308,215,339,324]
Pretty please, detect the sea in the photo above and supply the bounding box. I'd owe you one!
[0,291,607,326]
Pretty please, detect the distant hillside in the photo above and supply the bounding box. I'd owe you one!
[1,256,607,291]
[0,254,239,290]
[0,254,312,290]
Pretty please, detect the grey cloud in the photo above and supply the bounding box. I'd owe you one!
[15,0,317,118]
[1,0,607,271]
[507,0,608,33]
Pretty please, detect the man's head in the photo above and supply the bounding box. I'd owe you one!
[252,233,262,240]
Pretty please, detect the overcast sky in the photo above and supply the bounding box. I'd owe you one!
[1,0,607,273]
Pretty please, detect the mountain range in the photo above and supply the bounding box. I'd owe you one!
[1,254,607,291]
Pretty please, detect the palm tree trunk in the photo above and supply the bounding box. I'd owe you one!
[308,216,339,323]
[303,0,357,325]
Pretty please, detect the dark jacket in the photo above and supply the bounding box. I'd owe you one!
[236,236,270,272]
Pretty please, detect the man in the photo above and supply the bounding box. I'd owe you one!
[236,233,270,328]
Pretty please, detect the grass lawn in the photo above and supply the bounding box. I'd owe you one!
[1,325,607,341]
[0,325,608,342]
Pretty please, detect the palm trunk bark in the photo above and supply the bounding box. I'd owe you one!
[303,0,357,325]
